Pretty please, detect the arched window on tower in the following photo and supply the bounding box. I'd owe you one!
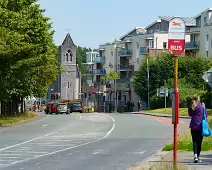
[65,49,73,62]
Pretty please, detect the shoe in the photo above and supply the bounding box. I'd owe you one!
[194,157,198,163]
[198,158,202,163]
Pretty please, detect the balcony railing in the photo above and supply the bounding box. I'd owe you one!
[119,49,132,56]
[116,78,131,83]
[95,56,105,64]
[140,47,149,55]
[119,64,134,71]
[83,69,106,75]
[185,41,200,50]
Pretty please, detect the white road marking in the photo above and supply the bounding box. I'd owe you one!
[125,151,145,155]
[42,125,48,127]
[0,124,75,152]
[0,113,115,168]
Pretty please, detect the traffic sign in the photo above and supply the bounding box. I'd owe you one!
[202,68,212,87]
[168,17,186,56]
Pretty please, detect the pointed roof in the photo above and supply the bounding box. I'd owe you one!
[62,33,75,46]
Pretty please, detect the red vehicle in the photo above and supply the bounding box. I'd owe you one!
[49,103,59,114]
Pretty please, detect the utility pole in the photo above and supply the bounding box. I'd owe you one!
[114,48,117,112]
[147,59,150,109]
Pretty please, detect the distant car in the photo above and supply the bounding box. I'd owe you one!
[49,103,59,114]
[57,103,68,114]
[70,102,83,113]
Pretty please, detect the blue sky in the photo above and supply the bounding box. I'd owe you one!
[38,0,210,49]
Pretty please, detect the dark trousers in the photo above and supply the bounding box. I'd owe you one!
[191,129,203,157]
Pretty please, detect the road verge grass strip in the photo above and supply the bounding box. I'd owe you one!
[0,112,38,127]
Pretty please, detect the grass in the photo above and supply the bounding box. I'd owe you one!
[163,117,212,151]
[144,108,188,116]
[144,108,212,117]
[0,112,38,127]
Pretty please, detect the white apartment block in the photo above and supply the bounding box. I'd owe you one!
[82,8,212,112]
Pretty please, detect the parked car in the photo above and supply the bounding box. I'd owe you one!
[57,103,68,114]
[49,103,59,114]
[70,102,83,113]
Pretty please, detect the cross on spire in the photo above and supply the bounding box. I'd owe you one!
[66,28,71,33]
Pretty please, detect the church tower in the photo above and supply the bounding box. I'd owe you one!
[48,33,81,101]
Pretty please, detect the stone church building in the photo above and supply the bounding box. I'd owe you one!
[48,33,81,101]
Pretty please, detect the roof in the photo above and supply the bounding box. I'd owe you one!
[159,16,196,26]
[62,33,76,46]
[145,16,196,30]
[119,27,146,40]
[194,8,212,18]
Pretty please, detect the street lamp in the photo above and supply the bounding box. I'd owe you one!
[114,41,125,112]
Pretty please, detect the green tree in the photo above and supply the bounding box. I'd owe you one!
[102,71,120,84]
[133,54,212,103]
[0,1,60,116]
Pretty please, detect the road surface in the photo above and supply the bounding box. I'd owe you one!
[0,113,173,170]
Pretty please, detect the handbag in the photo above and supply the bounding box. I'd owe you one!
[202,106,211,137]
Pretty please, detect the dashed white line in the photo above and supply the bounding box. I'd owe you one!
[0,113,116,168]
[0,124,75,152]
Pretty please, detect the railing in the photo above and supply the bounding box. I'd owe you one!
[119,64,134,71]
[185,41,200,50]
[116,78,131,83]
[140,47,149,55]
[119,49,133,56]
[84,69,106,75]
[95,56,105,63]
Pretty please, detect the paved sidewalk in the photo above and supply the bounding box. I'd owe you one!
[130,151,212,170]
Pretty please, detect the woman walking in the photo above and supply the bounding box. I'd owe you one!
[188,95,204,163]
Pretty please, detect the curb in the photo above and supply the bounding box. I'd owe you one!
[134,112,191,119]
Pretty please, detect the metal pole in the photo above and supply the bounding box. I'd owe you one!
[147,59,150,109]
[174,56,179,169]
[155,37,158,57]
[165,91,166,111]
[114,48,117,112]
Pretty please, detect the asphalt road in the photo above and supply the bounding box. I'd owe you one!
[0,113,173,170]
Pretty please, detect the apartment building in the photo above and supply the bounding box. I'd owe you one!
[82,8,212,112]
[190,8,212,57]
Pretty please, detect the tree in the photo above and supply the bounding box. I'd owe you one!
[102,71,120,84]
[0,1,60,116]
[133,54,212,104]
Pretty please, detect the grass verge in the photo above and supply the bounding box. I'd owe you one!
[144,108,212,117]
[163,117,212,151]
[0,112,38,127]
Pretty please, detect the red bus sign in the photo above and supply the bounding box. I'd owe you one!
[168,17,186,56]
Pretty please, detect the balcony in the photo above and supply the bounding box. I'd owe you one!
[95,56,105,64]
[119,64,134,71]
[116,78,131,83]
[140,47,149,55]
[185,41,200,50]
[83,69,106,76]
[119,49,132,57]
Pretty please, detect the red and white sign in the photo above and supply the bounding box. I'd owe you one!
[168,17,186,56]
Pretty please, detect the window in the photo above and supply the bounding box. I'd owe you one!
[65,49,72,62]
[111,51,113,56]
[163,42,167,49]
[149,40,154,48]
[204,16,207,25]
[206,51,208,57]
[68,82,71,88]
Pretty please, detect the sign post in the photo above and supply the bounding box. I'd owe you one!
[168,17,185,169]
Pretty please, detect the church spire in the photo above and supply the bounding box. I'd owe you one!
[62,33,74,46]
